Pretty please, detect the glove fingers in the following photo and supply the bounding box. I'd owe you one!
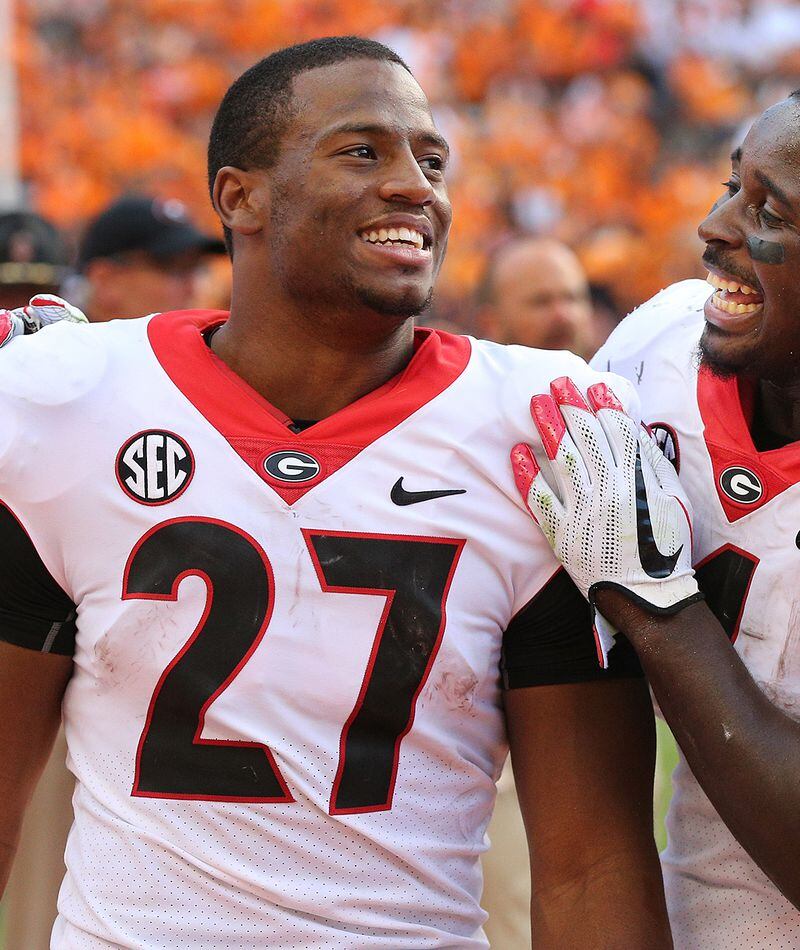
[640,430,686,497]
[638,431,695,549]
[0,311,25,348]
[23,294,88,327]
[529,393,591,508]
[551,377,616,477]
[586,381,639,472]
[511,442,566,545]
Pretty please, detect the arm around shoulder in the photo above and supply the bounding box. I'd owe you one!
[598,591,800,910]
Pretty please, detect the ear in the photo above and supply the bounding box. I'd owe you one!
[212,166,268,239]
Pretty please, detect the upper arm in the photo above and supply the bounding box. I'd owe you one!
[0,640,72,892]
[0,498,77,892]
[505,677,671,948]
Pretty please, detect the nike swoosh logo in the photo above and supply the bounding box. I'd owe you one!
[391,477,466,506]
[635,445,682,578]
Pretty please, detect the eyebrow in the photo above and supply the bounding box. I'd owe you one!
[321,122,450,157]
[755,169,795,212]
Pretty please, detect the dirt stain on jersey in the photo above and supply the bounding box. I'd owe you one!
[426,668,479,713]
[775,594,800,685]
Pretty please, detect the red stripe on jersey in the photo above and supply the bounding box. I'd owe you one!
[147,311,471,505]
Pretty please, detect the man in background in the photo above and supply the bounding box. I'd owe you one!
[72,194,225,322]
[0,211,68,310]
[476,236,596,358]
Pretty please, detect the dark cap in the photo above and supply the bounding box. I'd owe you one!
[79,194,225,268]
[0,211,68,287]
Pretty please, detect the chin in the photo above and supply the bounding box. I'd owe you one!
[698,327,751,380]
[356,282,435,319]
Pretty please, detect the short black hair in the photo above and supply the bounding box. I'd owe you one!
[208,36,410,254]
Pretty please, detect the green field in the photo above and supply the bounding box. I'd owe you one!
[654,719,679,852]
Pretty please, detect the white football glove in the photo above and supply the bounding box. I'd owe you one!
[511,376,702,664]
[0,294,87,348]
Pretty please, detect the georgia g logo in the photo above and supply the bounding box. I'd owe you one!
[117,430,194,505]
[263,450,321,483]
[719,465,763,505]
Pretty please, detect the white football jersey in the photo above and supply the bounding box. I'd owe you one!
[0,311,637,949]
[594,279,800,948]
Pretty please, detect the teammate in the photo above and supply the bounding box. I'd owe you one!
[0,38,670,947]
[514,91,800,947]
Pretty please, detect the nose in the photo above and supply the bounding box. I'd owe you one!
[697,192,743,249]
[378,151,436,207]
[551,301,580,325]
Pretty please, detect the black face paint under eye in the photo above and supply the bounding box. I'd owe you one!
[708,195,726,216]
[747,236,785,264]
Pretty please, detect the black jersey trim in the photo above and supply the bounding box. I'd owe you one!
[501,568,642,689]
[0,501,77,655]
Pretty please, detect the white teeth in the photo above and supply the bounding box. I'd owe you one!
[361,226,426,250]
[711,291,761,315]
[706,271,759,296]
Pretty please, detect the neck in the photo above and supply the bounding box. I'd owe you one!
[752,377,800,450]
[209,278,416,421]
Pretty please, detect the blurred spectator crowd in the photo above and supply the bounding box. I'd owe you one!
[14,0,800,326]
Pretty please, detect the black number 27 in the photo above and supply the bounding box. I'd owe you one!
[123,518,463,813]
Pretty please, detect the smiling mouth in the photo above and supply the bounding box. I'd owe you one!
[360,226,429,251]
[706,271,764,315]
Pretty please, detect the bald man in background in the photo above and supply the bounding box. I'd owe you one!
[478,236,599,949]
[477,236,596,358]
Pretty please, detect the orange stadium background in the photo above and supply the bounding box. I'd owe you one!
[8,0,800,325]
[1,0,800,942]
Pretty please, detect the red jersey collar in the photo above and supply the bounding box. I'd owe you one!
[147,310,471,504]
[698,364,800,521]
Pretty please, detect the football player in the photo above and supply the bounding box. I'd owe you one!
[514,91,800,947]
[0,38,671,947]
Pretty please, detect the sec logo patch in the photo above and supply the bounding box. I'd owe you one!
[117,430,194,505]
[719,466,763,505]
